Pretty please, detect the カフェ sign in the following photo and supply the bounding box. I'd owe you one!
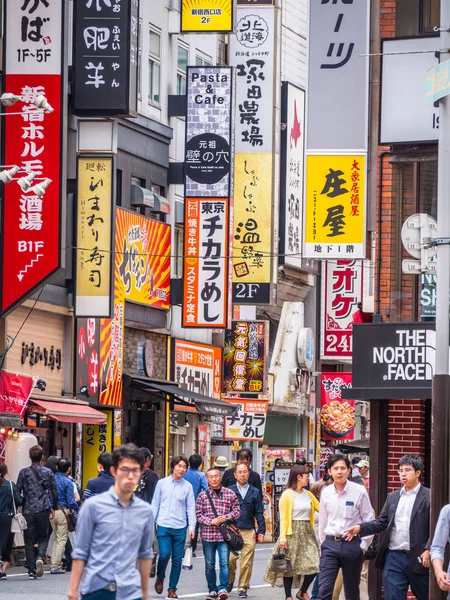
[344,322,437,400]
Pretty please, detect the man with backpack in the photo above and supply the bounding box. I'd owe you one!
[16,445,59,579]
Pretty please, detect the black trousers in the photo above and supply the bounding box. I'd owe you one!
[318,537,364,600]
[23,510,50,574]
[0,517,12,560]
[191,522,200,554]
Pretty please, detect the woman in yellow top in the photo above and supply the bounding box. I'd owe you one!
[264,465,320,600]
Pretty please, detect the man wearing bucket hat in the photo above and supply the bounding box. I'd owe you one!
[214,457,229,474]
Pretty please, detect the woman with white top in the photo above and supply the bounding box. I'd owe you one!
[264,465,320,600]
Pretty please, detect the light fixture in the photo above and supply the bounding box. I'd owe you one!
[0,428,6,434]
[184,415,190,428]
[33,95,54,114]
[79,385,90,398]
[30,178,52,198]
[0,165,19,184]
[0,93,21,107]
[17,171,37,192]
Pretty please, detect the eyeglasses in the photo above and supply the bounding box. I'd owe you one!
[118,467,141,475]
[398,468,414,475]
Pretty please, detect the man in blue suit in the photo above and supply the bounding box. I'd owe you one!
[228,463,266,598]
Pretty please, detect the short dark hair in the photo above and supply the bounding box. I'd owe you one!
[98,452,113,474]
[327,453,350,470]
[287,464,308,489]
[351,457,361,466]
[296,458,307,466]
[57,457,71,474]
[189,453,203,470]
[46,455,58,473]
[140,447,152,461]
[398,454,423,472]
[236,448,252,462]
[352,475,365,486]
[29,445,43,463]
[170,455,188,472]
[207,467,221,476]
[112,444,144,470]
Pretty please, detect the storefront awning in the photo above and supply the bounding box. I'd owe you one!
[123,375,238,417]
[0,412,22,428]
[29,399,107,424]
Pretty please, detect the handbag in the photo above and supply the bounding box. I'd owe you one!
[364,534,379,560]
[206,491,244,555]
[269,552,292,574]
[62,508,76,533]
[10,481,27,533]
[182,544,193,570]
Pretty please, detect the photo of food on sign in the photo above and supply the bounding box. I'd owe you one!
[320,373,354,440]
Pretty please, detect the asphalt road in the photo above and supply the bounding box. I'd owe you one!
[0,544,281,600]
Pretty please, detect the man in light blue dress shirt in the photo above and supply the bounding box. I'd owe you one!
[68,444,154,600]
[151,455,196,599]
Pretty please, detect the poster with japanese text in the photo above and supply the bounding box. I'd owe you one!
[99,208,171,407]
[224,399,268,441]
[73,0,139,116]
[181,0,234,32]
[223,321,268,394]
[75,157,113,318]
[173,339,222,411]
[304,154,366,259]
[82,409,113,489]
[183,198,230,328]
[232,154,272,304]
[320,260,365,360]
[320,373,354,441]
[76,318,101,404]
[1,0,64,316]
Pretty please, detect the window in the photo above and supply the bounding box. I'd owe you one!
[149,27,161,104]
[395,0,439,36]
[174,227,184,277]
[177,45,188,95]
[195,54,212,67]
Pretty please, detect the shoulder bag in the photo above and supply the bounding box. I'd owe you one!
[206,490,244,555]
[10,481,27,533]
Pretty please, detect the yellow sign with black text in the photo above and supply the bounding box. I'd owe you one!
[82,410,113,490]
[304,154,366,259]
[75,157,113,318]
[181,0,233,32]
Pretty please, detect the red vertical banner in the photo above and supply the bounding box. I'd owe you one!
[1,0,64,315]
[320,373,354,441]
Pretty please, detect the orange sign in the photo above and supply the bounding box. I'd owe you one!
[99,209,171,406]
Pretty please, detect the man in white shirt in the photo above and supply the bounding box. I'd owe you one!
[318,453,374,600]
[345,454,430,600]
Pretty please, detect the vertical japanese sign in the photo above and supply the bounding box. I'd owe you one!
[307,0,369,151]
[82,409,113,489]
[75,157,114,318]
[320,260,365,360]
[224,398,268,441]
[76,318,101,403]
[304,154,366,259]
[1,0,64,316]
[183,67,233,328]
[99,208,171,407]
[173,339,222,411]
[181,0,234,33]
[230,6,275,303]
[73,0,139,116]
[320,373,354,441]
[223,320,268,394]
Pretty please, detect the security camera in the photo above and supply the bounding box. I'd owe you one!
[278,265,285,276]
[79,386,90,398]
[280,123,287,131]
[36,379,46,392]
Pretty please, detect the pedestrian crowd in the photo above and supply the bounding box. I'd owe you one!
[4,445,450,600]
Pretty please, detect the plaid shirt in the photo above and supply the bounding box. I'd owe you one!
[196,486,241,542]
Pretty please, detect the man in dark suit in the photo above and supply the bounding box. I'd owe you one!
[221,449,262,494]
[344,454,430,600]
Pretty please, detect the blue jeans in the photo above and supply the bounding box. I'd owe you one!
[157,526,187,591]
[383,550,429,600]
[202,540,230,593]
[310,572,320,600]
[81,590,142,600]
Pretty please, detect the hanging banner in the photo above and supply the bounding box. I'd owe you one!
[304,154,366,259]
[320,373,354,442]
[0,371,36,418]
[173,339,222,411]
[224,399,268,442]
[183,198,230,328]
[1,0,64,316]
[75,156,114,318]
[76,318,101,404]
[181,0,234,33]
[223,320,268,394]
[82,409,113,490]
[73,0,139,116]
[321,260,365,360]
